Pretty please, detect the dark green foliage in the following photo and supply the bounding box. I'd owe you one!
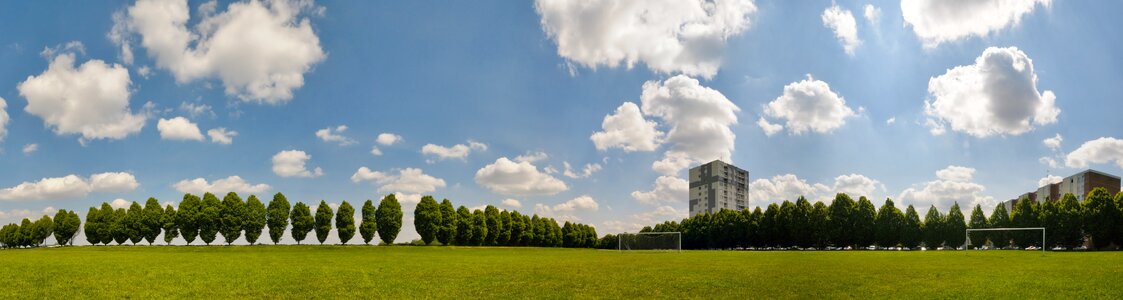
[988,203,1011,248]
[922,205,944,249]
[314,201,334,245]
[162,205,178,245]
[360,200,377,245]
[853,197,877,248]
[484,205,501,246]
[336,201,356,245]
[32,215,53,246]
[99,203,115,245]
[243,195,267,245]
[1082,188,1117,249]
[760,203,780,248]
[436,199,457,245]
[900,205,922,249]
[111,208,127,245]
[266,193,291,245]
[498,210,512,246]
[944,202,967,248]
[219,192,245,245]
[875,199,903,248]
[413,196,441,245]
[471,210,487,246]
[126,202,144,245]
[1056,194,1084,248]
[290,202,314,244]
[455,206,473,246]
[199,193,222,245]
[1010,197,1040,247]
[142,198,163,245]
[518,214,534,246]
[84,206,102,245]
[789,198,813,248]
[828,194,856,247]
[376,194,403,245]
[53,209,80,246]
[177,194,202,245]
[967,204,988,247]
[1115,192,1123,246]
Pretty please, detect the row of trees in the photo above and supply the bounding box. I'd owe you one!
[411,196,598,248]
[0,210,80,248]
[635,188,1123,250]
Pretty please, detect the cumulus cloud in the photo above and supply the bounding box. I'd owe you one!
[315,125,356,146]
[750,174,831,205]
[822,4,861,55]
[924,47,1060,138]
[832,174,884,200]
[115,0,326,103]
[110,198,131,209]
[0,172,139,201]
[590,102,663,152]
[514,151,549,163]
[369,146,383,156]
[421,140,487,162]
[0,97,8,141]
[376,133,402,146]
[902,0,1051,48]
[756,117,783,137]
[1043,133,1062,150]
[22,144,38,155]
[535,195,599,221]
[535,0,757,78]
[501,198,522,208]
[642,75,740,174]
[271,150,323,178]
[0,207,59,225]
[157,117,205,141]
[350,167,446,194]
[1039,156,1059,169]
[17,52,146,143]
[863,4,881,25]
[172,175,270,195]
[563,162,602,179]
[1038,175,1062,187]
[632,205,687,224]
[761,74,856,136]
[936,165,975,182]
[631,175,688,205]
[475,157,568,196]
[898,165,995,212]
[207,128,237,144]
[1065,137,1123,169]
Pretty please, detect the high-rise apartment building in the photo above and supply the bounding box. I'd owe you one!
[688,160,749,216]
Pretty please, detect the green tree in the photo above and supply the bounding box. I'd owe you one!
[901,205,922,249]
[1082,187,1117,249]
[498,210,513,246]
[853,197,877,248]
[790,197,814,248]
[314,201,334,245]
[988,203,1011,248]
[471,209,487,246]
[828,193,856,247]
[1115,192,1123,246]
[508,211,525,246]
[20,218,35,247]
[266,193,291,245]
[244,195,267,245]
[84,206,102,245]
[111,208,128,245]
[1057,193,1084,248]
[1010,197,1040,247]
[162,205,179,245]
[98,203,115,245]
[177,194,202,245]
[199,193,222,245]
[290,202,314,244]
[336,201,356,245]
[484,205,501,246]
[760,203,781,248]
[922,205,944,249]
[126,201,144,245]
[436,199,458,245]
[1040,198,1062,248]
[967,204,988,248]
[875,199,903,248]
[455,206,473,246]
[53,209,80,246]
[413,196,441,245]
[33,215,53,246]
[219,192,245,245]
[944,202,967,249]
[142,198,164,245]
[359,200,377,245]
[376,194,403,245]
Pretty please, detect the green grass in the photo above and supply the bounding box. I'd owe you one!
[2,246,1121,299]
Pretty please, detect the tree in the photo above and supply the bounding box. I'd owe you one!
[162,205,179,245]
[178,194,202,245]
[1010,197,1040,247]
[360,200,377,245]
[789,198,814,248]
[436,199,457,245]
[828,193,856,247]
[314,201,334,245]
[944,202,967,249]
[508,211,524,246]
[1056,193,1084,248]
[760,203,780,248]
[875,199,903,248]
[126,201,144,245]
[336,201,356,245]
[853,197,877,248]
[244,195,267,245]
[376,194,403,245]
[98,203,115,245]
[199,193,222,245]
[33,215,53,246]
[967,204,988,248]
[111,208,128,245]
[266,193,291,245]
[455,206,473,246]
[85,206,102,245]
[20,219,35,247]
[519,214,534,246]
[988,203,1011,248]
[484,205,501,246]
[1040,198,1062,248]
[498,210,513,246]
[142,198,164,245]
[922,205,944,249]
[218,192,245,245]
[290,202,314,245]
[414,196,441,245]
[1116,192,1123,247]
[1082,187,1118,249]
[53,209,80,246]
[471,210,487,246]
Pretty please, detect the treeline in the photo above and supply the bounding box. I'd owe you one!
[628,188,1123,250]
[411,196,598,248]
[0,210,80,248]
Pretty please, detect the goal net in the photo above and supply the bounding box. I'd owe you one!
[618,232,681,252]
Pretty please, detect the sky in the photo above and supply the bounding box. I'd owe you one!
[2,0,1123,245]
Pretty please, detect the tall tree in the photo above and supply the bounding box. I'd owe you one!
[53,209,79,246]
[967,204,988,248]
[853,197,877,248]
[112,208,128,245]
[98,203,115,245]
[413,196,441,245]
[199,193,222,245]
[219,192,245,245]
[244,195,267,245]
[436,199,457,245]
[1115,192,1123,247]
[484,205,501,246]
[455,206,473,246]
[34,215,54,246]
[498,210,513,246]
[290,202,314,245]
[336,201,356,245]
[922,205,944,249]
[1040,198,1062,248]
[376,194,403,245]
[1010,197,1040,247]
[471,210,487,246]
[508,211,524,246]
[360,200,377,245]
[142,198,164,245]
[1082,187,1118,249]
[944,202,967,249]
[1057,193,1084,248]
[828,193,856,248]
[760,203,781,248]
[85,206,102,245]
[314,201,334,245]
[790,197,814,248]
[266,193,291,245]
[988,203,1011,248]
[178,194,202,245]
[162,205,179,245]
[875,199,903,248]
[126,201,144,245]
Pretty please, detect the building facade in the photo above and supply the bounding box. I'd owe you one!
[1005,169,1121,213]
[688,160,749,216]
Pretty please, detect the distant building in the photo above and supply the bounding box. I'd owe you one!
[688,160,748,216]
[1005,169,1121,213]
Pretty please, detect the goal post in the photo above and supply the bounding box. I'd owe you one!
[964,227,1044,255]
[618,232,681,252]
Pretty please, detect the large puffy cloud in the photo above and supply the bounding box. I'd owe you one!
[534,195,599,221]
[17,52,146,142]
[421,140,487,162]
[924,47,1059,138]
[898,165,995,211]
[832,174,884,200]
[631,175,688,205]
[173,175,270,195]
[116,0,326,103]
[0,97,8,141]
[535,0,756,77]
[750,173,883,206]
[902,0,1051,48]
[350,167,446,194]
[475,157,568,196]
[0,172,139,201]
[642,75,740,174]
[157,117,205,141]
[271,150,323,178]
[1038,175,1062,187]
[1065,137,1123,169]
[822,4,861,55]
[590,102,663,152]
[760,75,856,136]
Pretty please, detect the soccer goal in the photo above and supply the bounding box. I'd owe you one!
[964,227,1045,255]
[618,232,681,252]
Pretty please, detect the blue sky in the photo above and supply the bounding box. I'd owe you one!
[2,0,1122,244]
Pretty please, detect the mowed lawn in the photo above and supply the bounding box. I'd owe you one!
[2,246,1120,299]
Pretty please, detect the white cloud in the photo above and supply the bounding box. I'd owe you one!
[179,102,214,118]
[590,102,663,152]
[631,175,688,205]
[369,146,383,156]
[0,97,8,141]
[631,205,687,224]
[886,117,896,125]
[315,125,356,146]
[475,157,568,196]
[501,198,522,208]
[1038,175,1062,188]
[1039,156,1059,169]
[898,165,995,212]
[514,151,549,163]
[207,127,237,144]
[0,207,59,225]
[17,52,146,143]
[376,133,402,146]
[901,0,1051,48]
[642,75,740,174]
[22,144,38,155]
[394,193,424,206]
[863,4,881,25]
[822,4,861,55]
[761,74,856,136]
[350,167,446,194]
[563,162,602,179]
[111,198,131,209]
[1065,137,1123,169]
[924,47,1059,138]
[157,117,205,141]
[172,175,271,195]
[0,172,139,201]
[116,0,326,103]
[271,150,323,178]
[535,195,599,221]
[421,140,487,162]
[1043,133,1062,150]
[750,174,831,205]
[535,0,757,78]
[756,117,783,137]
[832,173,884,200]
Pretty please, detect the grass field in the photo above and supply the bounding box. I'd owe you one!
[2,246,1121,298]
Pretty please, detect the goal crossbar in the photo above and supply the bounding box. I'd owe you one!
[965,227,1044,255]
